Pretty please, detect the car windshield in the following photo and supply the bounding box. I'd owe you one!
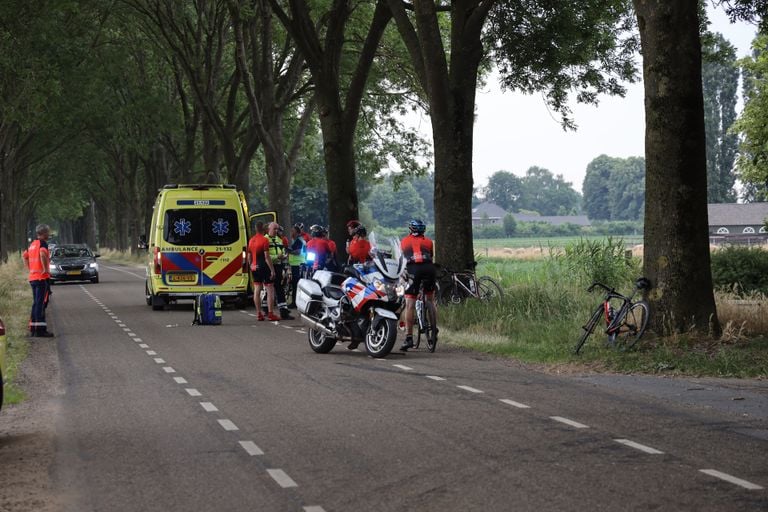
[54,247,92,258]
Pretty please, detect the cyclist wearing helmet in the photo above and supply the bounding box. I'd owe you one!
[306,224,332,271]
[323,226,339,272]
[347,224,371,264]
[400,219,437,351]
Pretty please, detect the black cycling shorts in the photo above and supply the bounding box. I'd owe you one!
[405,262,436,298]
[252,267,273,285]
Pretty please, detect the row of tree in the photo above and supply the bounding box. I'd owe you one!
[3,0,767,336]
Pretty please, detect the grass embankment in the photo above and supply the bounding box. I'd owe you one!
[440,257,768,377]
[0,257,31,405]
[98,248,145,267]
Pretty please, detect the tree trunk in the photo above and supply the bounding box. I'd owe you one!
[318,104,358,257]
[634,0,720,336]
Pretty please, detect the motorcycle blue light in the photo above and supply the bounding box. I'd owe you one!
[306,252,316,262]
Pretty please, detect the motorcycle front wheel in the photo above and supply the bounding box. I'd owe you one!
[308,328,336,353]
[365,317,397,358]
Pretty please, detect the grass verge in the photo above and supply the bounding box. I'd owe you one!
[439,259,768,378]
[0,256,32,405]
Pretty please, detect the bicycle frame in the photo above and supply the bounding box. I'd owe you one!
[447,270,478,298]
[589,283,641,336]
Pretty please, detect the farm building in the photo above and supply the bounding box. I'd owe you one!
[708,202,768,244]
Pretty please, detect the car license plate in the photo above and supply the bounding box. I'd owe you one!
[66,270,82,276]
[168,272,197,283]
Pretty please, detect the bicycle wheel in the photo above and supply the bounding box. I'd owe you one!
[574,304,604,355]
[477,276,503,301]
[414,299,424,349]
[439,283,465,305]
[425,300,438,352]
[613,300,650,351]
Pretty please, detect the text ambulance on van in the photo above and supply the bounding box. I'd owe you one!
[145,184,252,310]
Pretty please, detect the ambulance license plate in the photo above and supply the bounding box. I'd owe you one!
[168,272,197,283]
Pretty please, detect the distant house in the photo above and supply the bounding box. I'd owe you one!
[708,203,768,242]
[472,202,507,225]
[472,202,591,227]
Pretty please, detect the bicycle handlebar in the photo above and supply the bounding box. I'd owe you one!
[587,282,614,294]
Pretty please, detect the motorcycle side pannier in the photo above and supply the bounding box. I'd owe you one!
[296,278,322,314]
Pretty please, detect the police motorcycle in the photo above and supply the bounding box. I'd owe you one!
[296,233,407,358]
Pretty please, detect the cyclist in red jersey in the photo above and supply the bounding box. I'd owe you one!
[305,224,332,271]
[248,221,279,321]
[347,224,371,264]
[399,219,437,351]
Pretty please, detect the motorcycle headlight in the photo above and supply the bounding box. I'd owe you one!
[395,284,405,296]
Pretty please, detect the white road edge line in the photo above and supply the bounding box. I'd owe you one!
[699,469,764,490]
[614,439,664,454]
[185,388,202,396]
[200,402,218,412]
[267,469,298,488]
[457,385,484,394]
[426,375,446,381]
[239,441,264,455]
[550,416,589,429]
[500,399,531,409]
[218,419,239,431]
[393,364,413,371]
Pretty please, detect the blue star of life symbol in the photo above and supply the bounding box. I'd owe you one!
[212,218,230,236]
[173,218,192,237]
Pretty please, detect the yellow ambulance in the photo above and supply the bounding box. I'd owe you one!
[145,184,251,310]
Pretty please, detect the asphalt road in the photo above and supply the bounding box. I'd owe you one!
[40,263,768,511]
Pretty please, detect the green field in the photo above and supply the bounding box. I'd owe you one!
[473,235,644,250]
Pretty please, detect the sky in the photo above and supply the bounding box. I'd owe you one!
[406,4,759,195]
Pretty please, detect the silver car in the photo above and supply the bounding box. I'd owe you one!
[49,244,100,284]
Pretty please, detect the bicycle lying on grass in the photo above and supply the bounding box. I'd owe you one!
[438,262,503,305]
[574,277,651,354]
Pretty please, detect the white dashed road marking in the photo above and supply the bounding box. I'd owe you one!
[163,367,176,373]
[173,377,188,384]
[304,507,326,512]
[393,364,413,371]
[239,441,264,456]
[614,439,664,454]
[218,419,239,431]
[154,358,166,364]
[457,385,484,394]
[139,344,149,349]
[499,399,531,409]
[146,350,157,355]
[267,469,298,488]
[185,388,202,397]
[200,402,218,412]
[699,469,764,490]
[426,375,446,381]
[550,416,589,429]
